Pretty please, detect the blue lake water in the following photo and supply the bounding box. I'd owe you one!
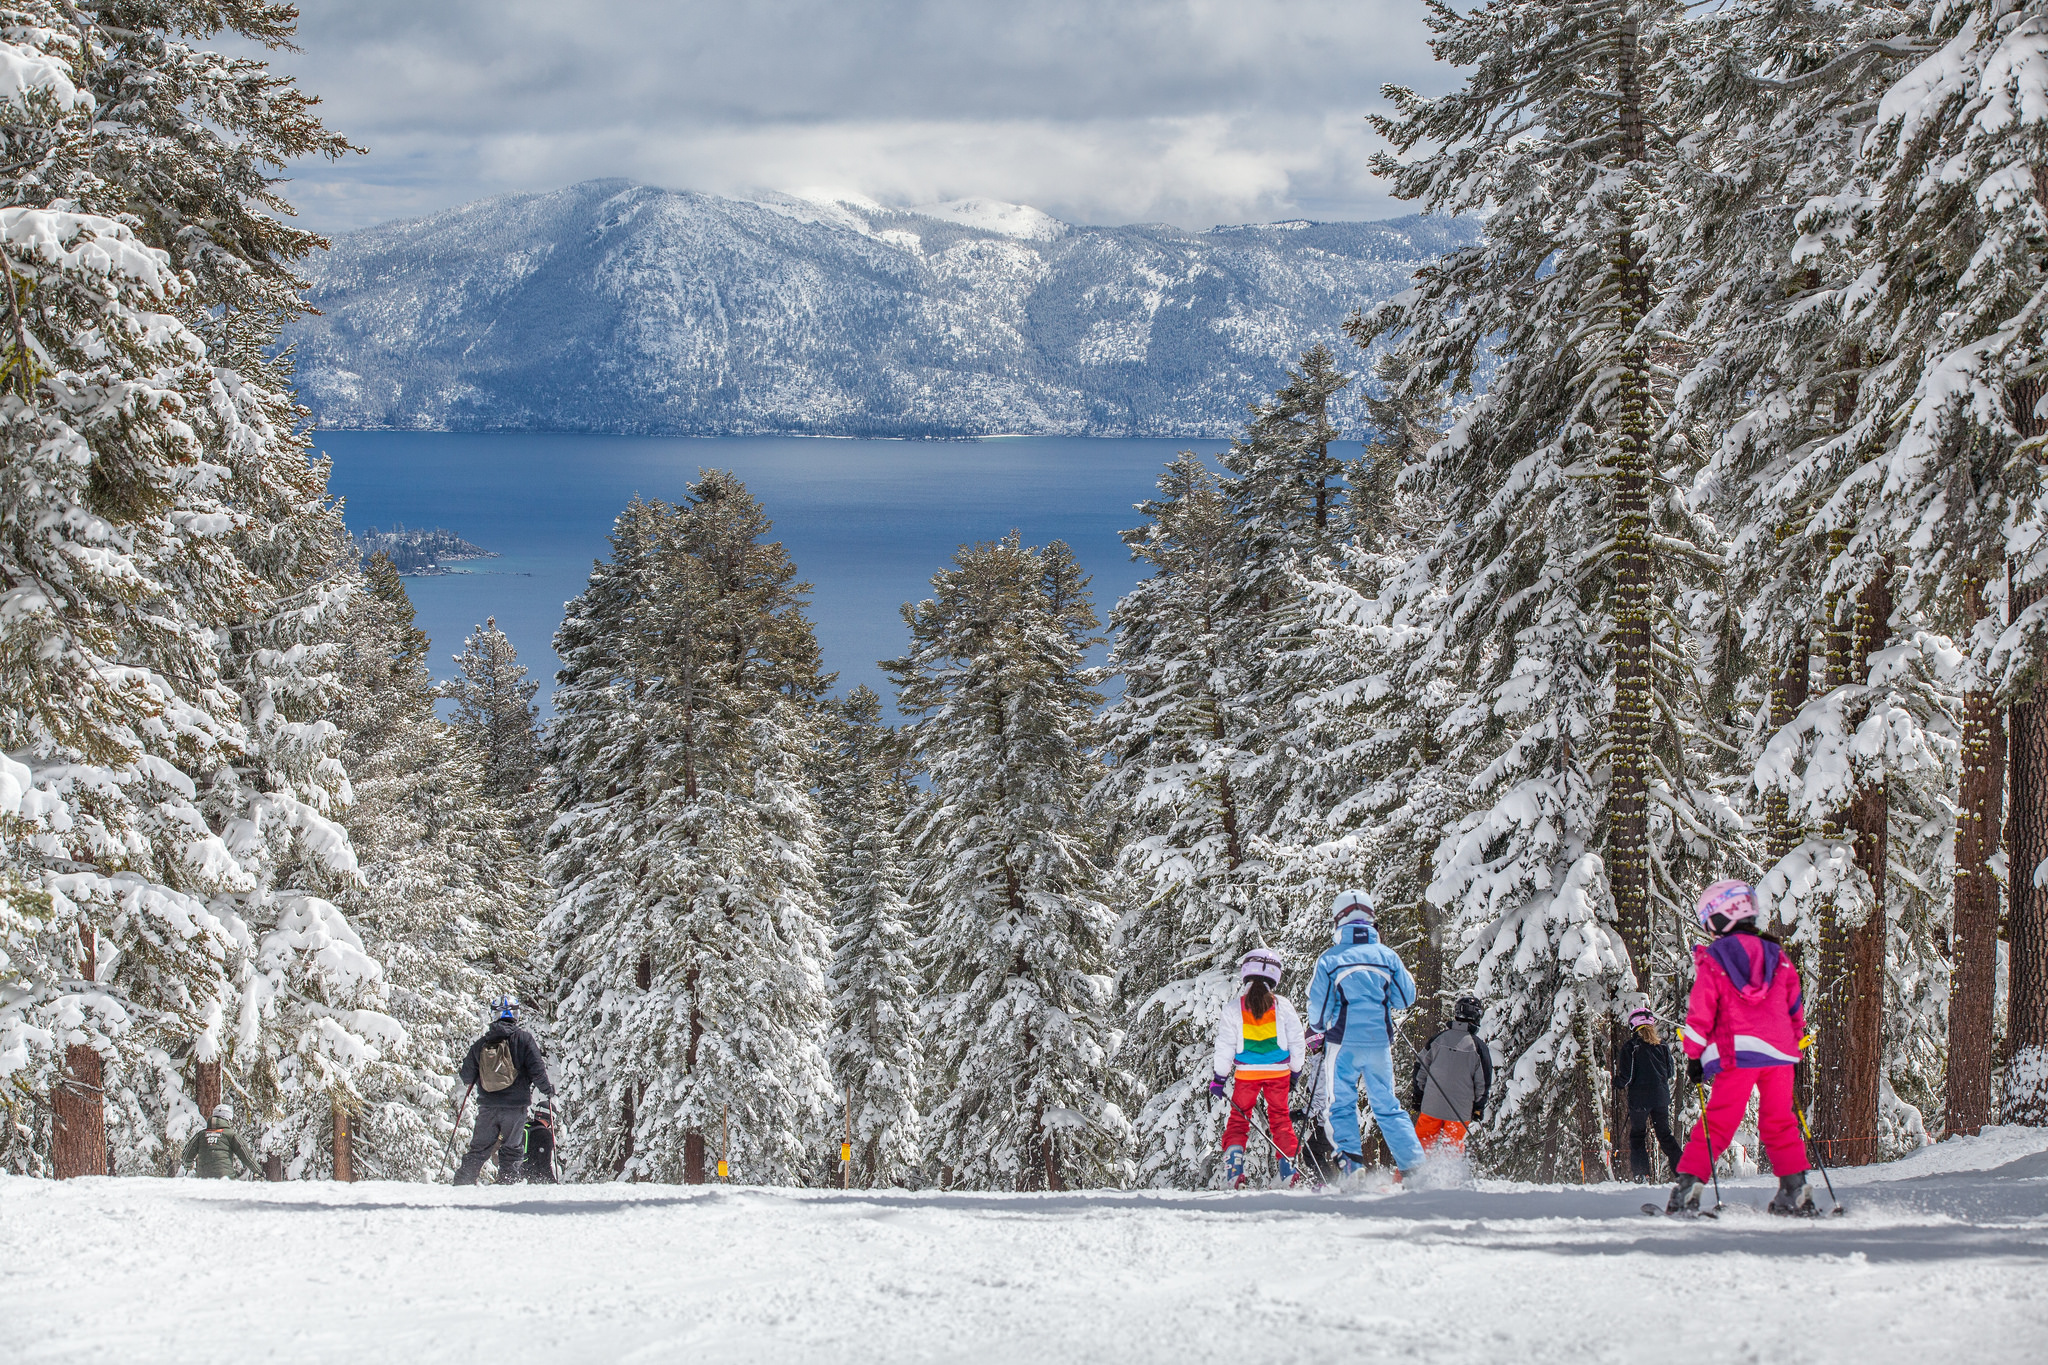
[317,432,1231,710]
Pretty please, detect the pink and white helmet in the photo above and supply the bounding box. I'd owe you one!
[1239,948,1283,985]
[1695,879,1758,935]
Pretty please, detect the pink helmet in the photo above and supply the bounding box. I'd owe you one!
[1238,948,1283,985]
[1626,1006,1655,1028]
[1696,879,1758,935]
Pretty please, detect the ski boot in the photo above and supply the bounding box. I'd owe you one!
[1768,1171,1818,1217]
[1665,1173,1703,1216]
[1223,1145,1247,1190]
[1277,1155,1301,1188]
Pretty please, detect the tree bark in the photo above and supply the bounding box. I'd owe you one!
[2007,564,2048,1125]
[1810,545,1858,1155]
[1948,575,2005,1136]
[1765,635,1811,870]
[52,927,106,1180]
[1831,571,1892,1165]
[195,1060,221,1119]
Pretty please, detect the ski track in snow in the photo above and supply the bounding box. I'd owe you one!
[7,1129,2048,1364]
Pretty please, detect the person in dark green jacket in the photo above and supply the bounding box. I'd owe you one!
[182,1103,263,1179]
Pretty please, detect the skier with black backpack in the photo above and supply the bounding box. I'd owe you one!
[454,997,555,1185]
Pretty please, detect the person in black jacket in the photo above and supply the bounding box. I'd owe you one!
[1613,1006,1683,1180]
[454,997,555,1185]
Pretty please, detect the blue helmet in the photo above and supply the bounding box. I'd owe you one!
[493,996,518,1021]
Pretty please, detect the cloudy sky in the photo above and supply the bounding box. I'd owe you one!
[258,0,1449,235]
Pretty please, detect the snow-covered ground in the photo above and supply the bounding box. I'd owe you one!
[8,1128,2048,1364]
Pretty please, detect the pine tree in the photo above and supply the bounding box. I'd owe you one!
[891,535,1130,1189]
[545,477,837,1183]
[326,556,538,1180]
[1097,455,1272,1185]
[0,5,391,1175]
[445,616,545,848]
[818,686,922,1186]
[1357,0,1740,1176]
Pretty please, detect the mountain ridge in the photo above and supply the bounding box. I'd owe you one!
[286,180,1477,438]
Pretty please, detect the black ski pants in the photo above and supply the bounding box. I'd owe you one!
[454,1105,526,1185]
[1627,1103,1683,1179]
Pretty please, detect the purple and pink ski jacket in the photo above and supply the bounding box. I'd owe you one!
[1679,931,1806,1079]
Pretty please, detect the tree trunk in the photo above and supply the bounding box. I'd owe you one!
[195,1060,221,1119]
[685,1131,707,1185]
[52,1045,106,1179]
[2006,563,2048,1125]
[331,1103,354,1182]
[52,927,105,1180]
[1765,635,1811,871]
[1831,571,1892,1165]
[263,1154,283,1182]
[2008,379,2048,1125]
[1810,547,1857,1153]
[1948,576,2005,1137]
[1605,213,1656,978]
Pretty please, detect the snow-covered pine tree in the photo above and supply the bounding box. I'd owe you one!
[1212,348,1381,968]
[0,6,391,1175]
[818,686,922,1186]
[445,616,546,849]
[325,555,538,1180]
[545,477,837,1183]
[1098,454,1274,1186]
[891,535,1130,1189]
[1358,0,1742,1177]
[1661,0,1949,1158]
[1779,0,2048,1128]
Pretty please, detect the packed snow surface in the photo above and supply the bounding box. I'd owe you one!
[8,1129,2048,1363]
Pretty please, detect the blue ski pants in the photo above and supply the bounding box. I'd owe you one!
[1323,1039,1425,1171]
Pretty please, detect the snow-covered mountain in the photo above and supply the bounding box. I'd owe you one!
[286,180,1477,437]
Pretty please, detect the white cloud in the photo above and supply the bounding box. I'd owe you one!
[262,0,1451,233]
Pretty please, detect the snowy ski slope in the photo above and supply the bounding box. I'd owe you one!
[6,1127,2046,1364]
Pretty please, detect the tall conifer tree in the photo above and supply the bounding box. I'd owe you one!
[891,536,1129,1189]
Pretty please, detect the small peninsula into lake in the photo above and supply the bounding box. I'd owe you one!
[355,524,496,577]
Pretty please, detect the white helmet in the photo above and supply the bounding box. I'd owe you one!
[1238,948,1283,985]
[1331,889,1375,924]
[210,1102,234,1122]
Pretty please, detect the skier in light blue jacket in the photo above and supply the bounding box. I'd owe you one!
[1306,890,1426,1179]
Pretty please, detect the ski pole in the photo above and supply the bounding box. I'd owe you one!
[442,1083,474,1171]
[1694,1081,1722,1210]
[1794,1105,1843,1212]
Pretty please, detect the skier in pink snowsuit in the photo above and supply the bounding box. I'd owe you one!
[1666,880,1816,1216]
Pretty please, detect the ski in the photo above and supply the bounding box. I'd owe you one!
[1642,1203,1718,1219]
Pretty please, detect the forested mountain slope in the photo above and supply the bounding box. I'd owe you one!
[286,181,1476,436]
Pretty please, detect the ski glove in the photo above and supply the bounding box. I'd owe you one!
[1685,1057,1704,1084]
[1208,1074,1229,1099]
[1304,1031,1325,1054]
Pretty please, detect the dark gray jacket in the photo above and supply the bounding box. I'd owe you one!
[1411,1024,1493,1123]
[461,1019,555,1109]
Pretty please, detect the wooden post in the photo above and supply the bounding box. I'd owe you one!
[716,1103,729,1182]
[332,1102,353,1182]
[53,927,107,1179]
